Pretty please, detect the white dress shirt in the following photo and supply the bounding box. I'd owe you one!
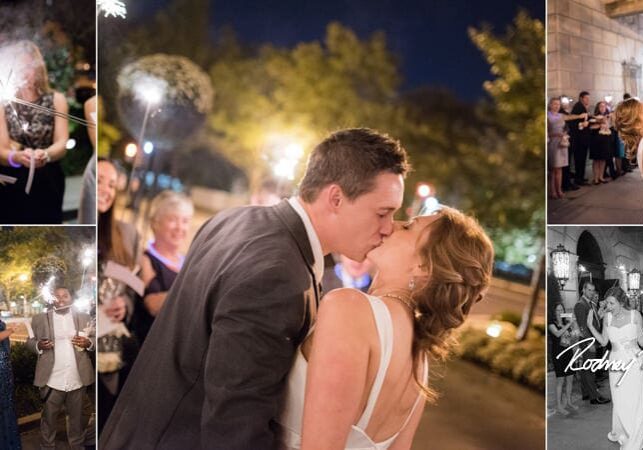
[47,312,83,392]
[287,197,324,283]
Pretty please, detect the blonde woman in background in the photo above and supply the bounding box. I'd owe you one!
[135,191,194,344]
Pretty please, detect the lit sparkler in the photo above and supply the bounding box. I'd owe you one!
[125,76,167,224]
[98,0,127,18]
[40,276,56,306]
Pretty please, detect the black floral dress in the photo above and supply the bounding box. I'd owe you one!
[1,92,65,223]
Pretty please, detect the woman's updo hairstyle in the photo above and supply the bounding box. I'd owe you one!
[410,207,494,399]
[614,98,643,160]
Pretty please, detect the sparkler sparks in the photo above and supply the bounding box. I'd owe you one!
[41,276,56,305]
[133,75,167,106]
[98,0,127,18]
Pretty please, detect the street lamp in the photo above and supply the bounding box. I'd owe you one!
[628,268,640,292]
[551,244,570,288]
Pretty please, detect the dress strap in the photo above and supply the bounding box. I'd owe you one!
[607,312,612,327]
[355,294,394,430]
[397,355,429,433]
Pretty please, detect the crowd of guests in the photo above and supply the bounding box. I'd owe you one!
[547,91,635,199]
[548,275,643,416]
[96,158,195,434]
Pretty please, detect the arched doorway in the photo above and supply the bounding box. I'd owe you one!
[577,230,617,296]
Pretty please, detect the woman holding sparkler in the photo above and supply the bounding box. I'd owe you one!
[0,40,69,224]
[97,158,142,435]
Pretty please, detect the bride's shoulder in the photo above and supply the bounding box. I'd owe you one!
[318,289,371,320]
[320,288,369,307]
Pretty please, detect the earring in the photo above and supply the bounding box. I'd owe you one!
[408,277,416,290]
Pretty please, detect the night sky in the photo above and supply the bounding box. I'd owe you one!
[128,0,544,101]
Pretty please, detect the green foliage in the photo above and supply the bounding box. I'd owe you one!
[453,324,545,392]
[490,227,542,267]
[468,11,545,235]
[11,342,41,417]
[15,383,41,418]
[31,256,67,287]
[492,310,523,327]
[0,228,94,303]
[44,46,74,94]
[208,22,402,173]
[10,342,35,385]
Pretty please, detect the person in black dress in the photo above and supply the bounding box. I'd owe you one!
[569,91,591,186]
[589,101,613,185]
[0,40,69,224]
[136,190,194,344]
[549,302,579,415]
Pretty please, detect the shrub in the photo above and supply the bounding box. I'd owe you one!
[10,342,41,417]
[454,325,544,392]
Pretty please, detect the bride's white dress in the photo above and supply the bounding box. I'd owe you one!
[606,310,643,450]
[276,294,427,450]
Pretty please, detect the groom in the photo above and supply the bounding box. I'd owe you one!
[100,128,410,450]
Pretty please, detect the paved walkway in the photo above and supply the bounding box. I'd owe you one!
[548,170,643,224]
[546,371,617,450]
[413,358,545,450]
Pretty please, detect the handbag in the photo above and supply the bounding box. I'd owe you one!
[559,133,570,148]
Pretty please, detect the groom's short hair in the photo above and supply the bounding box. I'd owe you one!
[298,128,410,202]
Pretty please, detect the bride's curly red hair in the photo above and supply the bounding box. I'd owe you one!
[410,207,494,400]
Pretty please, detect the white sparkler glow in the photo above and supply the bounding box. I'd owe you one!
[66,139,76,150]
[0,78,17,103]
[133,75,166,106]
[41,276,56,305]
[74,296,92,314]
[81,247,95,268]
[98,0,127,18]
[0,44,27,102]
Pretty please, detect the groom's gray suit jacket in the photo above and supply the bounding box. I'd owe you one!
[100,200,320,450]
[26,310,95,388]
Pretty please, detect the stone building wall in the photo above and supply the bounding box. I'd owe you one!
[548,0,643,105]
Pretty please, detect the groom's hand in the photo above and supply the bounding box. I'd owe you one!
[37,339,53,350]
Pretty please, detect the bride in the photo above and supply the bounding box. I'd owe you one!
[614,98,643,178]
[587,286,643,450]
[277,207,494,449]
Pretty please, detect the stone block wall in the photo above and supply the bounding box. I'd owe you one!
[548,0,643,106]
